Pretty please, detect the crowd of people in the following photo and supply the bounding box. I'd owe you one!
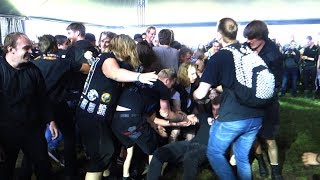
[0,17,319,180]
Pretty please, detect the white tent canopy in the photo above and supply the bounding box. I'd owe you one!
[1,0,320,46]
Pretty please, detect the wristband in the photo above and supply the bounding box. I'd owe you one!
[137,73,142,81]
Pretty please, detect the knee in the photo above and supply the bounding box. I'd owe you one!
[266,140,277,150]
[152,150,166,164]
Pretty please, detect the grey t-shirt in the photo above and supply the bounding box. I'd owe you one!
[153,46,179,71]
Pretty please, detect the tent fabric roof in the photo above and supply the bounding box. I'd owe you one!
[1,0,320,27]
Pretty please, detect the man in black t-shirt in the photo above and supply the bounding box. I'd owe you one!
[301,36,319,98]
[193,18,264,180]
[31,34,90,179]
[65,22,99,110]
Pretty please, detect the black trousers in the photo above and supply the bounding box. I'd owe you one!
[19,101,78,178]
[302,66,316,92]
[76,109,114,172]
[54,101,78,176]
[0,125,51,180]
[147,141,207,180]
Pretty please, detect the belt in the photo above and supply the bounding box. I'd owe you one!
[118,113,141,118]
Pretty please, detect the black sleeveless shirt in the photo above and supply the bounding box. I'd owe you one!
[78,52,132,119]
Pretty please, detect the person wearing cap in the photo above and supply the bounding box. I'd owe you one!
[133,33,143,43]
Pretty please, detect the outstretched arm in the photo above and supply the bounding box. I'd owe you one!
[102,57,157,85]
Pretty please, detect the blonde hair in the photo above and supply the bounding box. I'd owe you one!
[109,34,141,68]
[177,62,197,87]
[217,17,238,43]
[158,68,177,80]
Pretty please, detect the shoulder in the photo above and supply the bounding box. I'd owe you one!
[209,48,234,65]
[100,52,116,60]
[261,39,282,58]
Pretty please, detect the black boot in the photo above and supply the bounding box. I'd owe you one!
[271,165,284,180]
[256,154,269,178]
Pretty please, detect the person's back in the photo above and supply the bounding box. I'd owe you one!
[153,29,179,71]
[193,18,264,180]
[153,46,179,70]
[32,35,88,103]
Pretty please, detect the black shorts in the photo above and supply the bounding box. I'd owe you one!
[76,109,114,172]
[112,112,158,155]
[258,100,280,140]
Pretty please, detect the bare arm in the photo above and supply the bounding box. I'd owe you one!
[193,82,212,100]
[79,63,90,74]
[159,99,186,122]
[102,57,157,84]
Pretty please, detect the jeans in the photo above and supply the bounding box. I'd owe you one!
[281,67,299,96]
[207,118,262,180]
[45,126,63,150]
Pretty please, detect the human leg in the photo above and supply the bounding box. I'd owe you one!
[0,141,20,180]
[207,119,261,180]
[291,68,299,96]
[259,101,283,180]
[22,128,51,180]
[54,101,77,176]
[123,146,134,178]
[147,141,189,180]
[182,143,207,180]
[233,118,262,180]
[76,111,114,180]
[280,69,289,96]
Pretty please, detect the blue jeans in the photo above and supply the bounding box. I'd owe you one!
[281,67,299,96]
[45,126,63,150]
[207,118,262,180]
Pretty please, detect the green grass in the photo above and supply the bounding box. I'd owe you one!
[278,96,320,179]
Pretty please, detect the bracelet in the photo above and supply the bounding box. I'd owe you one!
[137,73,141,81]
[316,154,320,164]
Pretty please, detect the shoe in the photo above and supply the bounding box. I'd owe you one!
[256,154,269,178]
[48,149,64,167]
[271,165,284,180]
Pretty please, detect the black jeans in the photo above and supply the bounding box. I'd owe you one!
[19,101,78,178]
[0,126,51,180]
[147,141,207,180]
[302,66,316,92]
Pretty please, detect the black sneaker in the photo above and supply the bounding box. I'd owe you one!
[48,149,64,167]
[256,154,269,178]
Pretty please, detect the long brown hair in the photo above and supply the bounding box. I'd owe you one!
[177,62,197,87]
[109,34,141,68]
